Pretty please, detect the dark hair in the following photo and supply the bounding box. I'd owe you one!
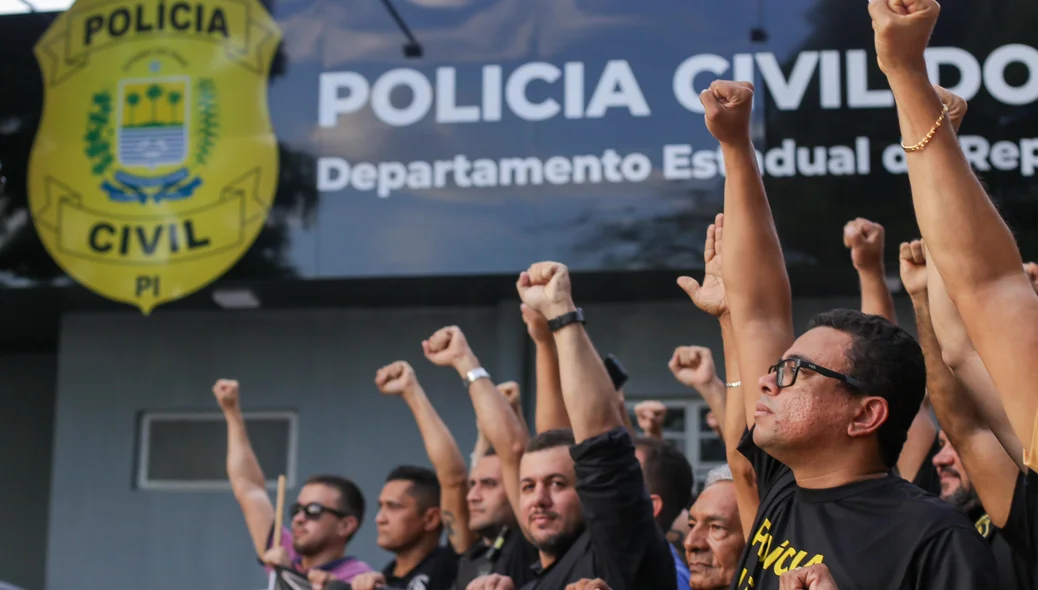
[634,437,694,531]
[525,428,576,453]
[807,309,926,468]
[386,465,441,512]
[482,446,498,458]
[304,474,366,540]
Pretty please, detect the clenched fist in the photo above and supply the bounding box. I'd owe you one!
[497,381,521,407]
[869,0,940,76]
[520,303,553,344]
[565,579,612,590]
[843,218,886,272]
[899,240,928,298]
[423,326,475,369]
[212,379,240,412]
[634,400,667,438]
[466,574,515,590]
[700,81,754,146]
[779,564,839,589]
[669,346,719,389]
[260,546,290,567]
[516,262,576,320]
[374,361,419,396]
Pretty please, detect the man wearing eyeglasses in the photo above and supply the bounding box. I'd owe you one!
[691,78,997,589]
[213,379,373,584]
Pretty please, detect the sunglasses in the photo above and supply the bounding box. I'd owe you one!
[289,502,349,521]
[768,357,863,390]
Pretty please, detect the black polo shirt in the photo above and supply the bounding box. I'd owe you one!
[381,545,458,590]
[454,527,539,589]
[732,427,997,590]
[518,427,676,590]
[998,469,1038,585]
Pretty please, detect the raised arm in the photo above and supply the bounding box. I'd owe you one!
[668,346,727,437]
[845,218,897,323]
[871,0,1038,451]
[423,326,529,519]
[520,304,570,433]
[375,361,476,553]
[899,242,1020,526]
[677,215,758,536]
[926,252,1026,469]
[700,82,794,430]
[213,379,275,558]
[516,262,622,443]
[471,381,528,465]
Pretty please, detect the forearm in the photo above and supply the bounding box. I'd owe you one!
[532,341,569,433]
[404,386,469,488]
[456,355,529,464]
[694,378,727,439]
[890,71,1023,290]
[858,267,897,323]
[720,316,749,444]
[225,410,266,494]
[552,321,624,442]
[720,142,792,324]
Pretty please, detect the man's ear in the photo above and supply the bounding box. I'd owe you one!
[423,506,443,533]
[337,515,360,541]
[848,397,889,438]
[650,493,663,519]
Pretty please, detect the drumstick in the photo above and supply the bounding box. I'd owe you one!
[273,474,287,548]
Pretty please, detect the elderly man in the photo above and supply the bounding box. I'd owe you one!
[684,466,743,590]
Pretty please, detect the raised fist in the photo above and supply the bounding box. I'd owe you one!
[565,579,612,590]
[1025,262,1038,295]
[700,81,754,145]
[423,325,472,368]
[519,303,553,344]
[212,379,240,412]
[679,213,728,318]
[669,346,719,389]
[466,574,515,590]
[497,381,521,407]
[899,240,928,297]
[779,564,839,590]
[374,361,418,396]
[843,218,886,272]
[869,0,940,76]
[934,85,967,132]
[634,400,667,438]
[516,262,575,319]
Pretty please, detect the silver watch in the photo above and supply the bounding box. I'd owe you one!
[463,367,491,386]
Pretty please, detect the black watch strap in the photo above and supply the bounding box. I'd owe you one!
[548,308,585,332]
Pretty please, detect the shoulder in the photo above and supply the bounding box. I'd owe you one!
[885,477,976,529]
[336,556,374,579]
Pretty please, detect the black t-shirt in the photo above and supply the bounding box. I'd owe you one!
[910,436,941,497]
[998,469,1038,583]
[454,527,539,590]
[969,508,1034,590]
[382,545,458,590]
[733,427,998,590]
[519,427,676,590]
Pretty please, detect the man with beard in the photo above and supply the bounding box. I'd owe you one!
[684,466,744,590]
[213,379,372,584]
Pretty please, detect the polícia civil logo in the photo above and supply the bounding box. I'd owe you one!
[28,0,282,314]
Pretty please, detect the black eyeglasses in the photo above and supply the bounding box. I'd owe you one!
[768,358,863,390]
[289,502,348,521]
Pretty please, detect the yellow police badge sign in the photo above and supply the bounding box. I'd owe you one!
[28,0,282,314]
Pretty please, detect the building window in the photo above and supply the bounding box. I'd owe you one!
[136,411,298,491]
[626,399,724,490]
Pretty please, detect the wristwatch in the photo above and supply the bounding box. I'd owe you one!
[463,367,491,387]
[548,308,585,332]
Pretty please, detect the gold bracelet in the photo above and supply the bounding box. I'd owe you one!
[901,103,949,153]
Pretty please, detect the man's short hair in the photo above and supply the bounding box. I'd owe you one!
[304,474,366,521]
[635,437,694,531]
[483,446,498,458]
[807,309,926,468]
[525,428,576,453]
[703,464,734,489]
[386,465,441,512]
